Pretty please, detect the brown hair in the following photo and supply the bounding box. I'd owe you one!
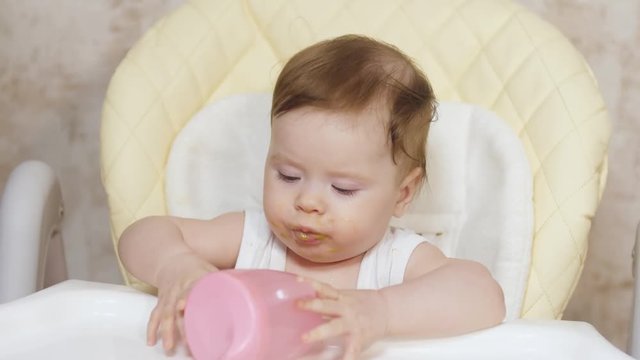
[271,34,436,179]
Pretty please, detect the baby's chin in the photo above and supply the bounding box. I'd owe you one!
[289,246,359,264]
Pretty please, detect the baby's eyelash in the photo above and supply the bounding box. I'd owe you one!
[277,172,300,183]
[332,185,357,196]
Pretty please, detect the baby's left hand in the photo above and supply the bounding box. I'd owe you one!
[298,279,389,360]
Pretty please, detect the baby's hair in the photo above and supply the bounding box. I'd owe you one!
[271,34,436,180]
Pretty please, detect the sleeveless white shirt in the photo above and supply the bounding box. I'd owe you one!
[235,210,431,289]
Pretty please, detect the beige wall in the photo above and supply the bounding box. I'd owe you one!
[0,0,184,283]
[0,0,637,351]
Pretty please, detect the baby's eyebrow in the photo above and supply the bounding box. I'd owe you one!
[268,152,300,166]
[328,169,370,184]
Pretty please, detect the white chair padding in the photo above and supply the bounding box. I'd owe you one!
[166,93,533,320]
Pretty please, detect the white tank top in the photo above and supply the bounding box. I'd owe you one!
[235,210,431,289]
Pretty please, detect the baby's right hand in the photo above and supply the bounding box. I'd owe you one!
[147,253,216,353]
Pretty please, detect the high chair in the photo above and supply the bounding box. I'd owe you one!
[101,0,610,321]
[1,0,626,359]
[0,160,67,304]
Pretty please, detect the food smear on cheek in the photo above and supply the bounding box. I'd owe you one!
[267,220,290,241]
[310,214,333,229]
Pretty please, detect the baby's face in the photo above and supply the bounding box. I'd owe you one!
[263,105,403,263]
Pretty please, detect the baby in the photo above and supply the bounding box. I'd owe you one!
[118,34,505,359]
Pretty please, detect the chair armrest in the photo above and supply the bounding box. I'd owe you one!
[0,160,67,303]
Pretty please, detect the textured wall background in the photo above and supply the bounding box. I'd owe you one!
[0,0,637,351]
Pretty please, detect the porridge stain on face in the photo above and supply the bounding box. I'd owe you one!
[325,247,339,254]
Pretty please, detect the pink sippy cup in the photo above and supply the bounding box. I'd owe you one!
[184,269,341,360]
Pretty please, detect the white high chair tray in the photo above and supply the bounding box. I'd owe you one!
[0,280,630,360]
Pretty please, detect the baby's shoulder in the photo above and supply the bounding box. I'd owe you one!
[400,231,449,281]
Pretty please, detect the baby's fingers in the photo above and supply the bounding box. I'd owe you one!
[303,318,363,360]
[176,300,189,351]
[177,298,187,312]
[147,306,161,346]
[161,311,177,353]
[300,277,341,300]
[300,298,343,317]
[303,318,347,343]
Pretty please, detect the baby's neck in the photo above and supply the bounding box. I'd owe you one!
[285,251,364,289]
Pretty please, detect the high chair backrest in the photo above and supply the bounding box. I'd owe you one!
[164,93,535,320]
[101,0,610,320]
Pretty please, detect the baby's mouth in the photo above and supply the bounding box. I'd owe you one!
[292,228,327,243]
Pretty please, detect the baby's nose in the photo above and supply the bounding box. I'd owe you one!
[294,188,325,214]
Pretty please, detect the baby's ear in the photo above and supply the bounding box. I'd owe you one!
[393,167,423,217]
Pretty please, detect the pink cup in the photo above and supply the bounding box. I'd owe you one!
[184,269,337,360]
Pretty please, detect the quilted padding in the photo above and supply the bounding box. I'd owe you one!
[101,0,610,319]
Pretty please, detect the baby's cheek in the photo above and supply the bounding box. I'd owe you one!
[266,198,287,216]
[311,216,331,229]
[267,219,279,232]
[336,216,361,240]
[266,198,286,212]
[265,209,284,232]
[335,223,368,259]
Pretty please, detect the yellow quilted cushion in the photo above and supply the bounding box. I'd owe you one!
[101,0,610,319]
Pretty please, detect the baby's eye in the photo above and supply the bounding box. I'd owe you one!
[332,185,358,196]
[277,171,300,183]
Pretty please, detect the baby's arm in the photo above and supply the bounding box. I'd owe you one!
[299,243,504,359]
[118,212,244,351]
[118,212,244,285]
[381,243,505,338]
